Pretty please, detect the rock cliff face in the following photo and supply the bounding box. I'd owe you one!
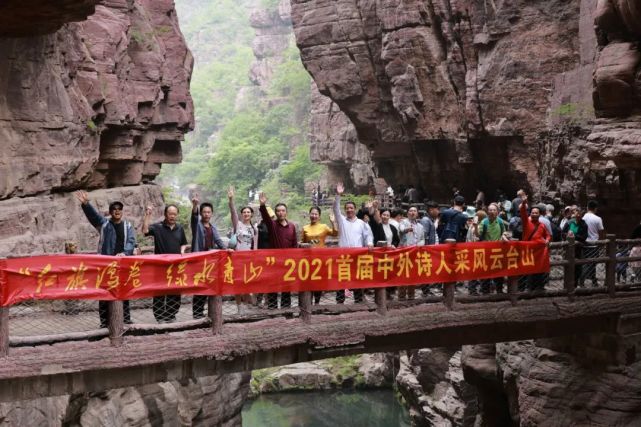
[291,0,641,233]
[0,373,250,426]
[0,0,194,256]
[462,339,641,426]
[310,83,377,191]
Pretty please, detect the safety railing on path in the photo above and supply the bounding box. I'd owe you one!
[1,235,640,356]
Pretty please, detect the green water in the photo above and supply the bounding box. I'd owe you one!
[242,389,411,427]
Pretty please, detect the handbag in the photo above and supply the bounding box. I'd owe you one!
[228,233,237,249]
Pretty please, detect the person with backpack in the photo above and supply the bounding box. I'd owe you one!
[474,203,509,294]
[76,191,135,328]
[520,194,551,292]
[438,195,468,242]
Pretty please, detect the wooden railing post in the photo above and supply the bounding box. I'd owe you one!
[299,291,312,324]
[108,301,124,347]
[443,283,455,310]
[209,296,223,335]
[375,288,387,316]
[507,276,519,306]
[564,236,576,300]
[0,307,9,357]
[443,239,456,310]
[605,234,617,297]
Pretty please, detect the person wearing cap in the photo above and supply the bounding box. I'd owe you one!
[438,195,468,243]
[191,195,226,319]
[75,190,134,328]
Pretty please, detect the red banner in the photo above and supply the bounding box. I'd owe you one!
[0,242,549,306]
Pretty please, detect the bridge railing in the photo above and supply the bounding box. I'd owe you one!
[1,235,641,355]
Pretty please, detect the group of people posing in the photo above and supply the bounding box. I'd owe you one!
[75,184,624,327]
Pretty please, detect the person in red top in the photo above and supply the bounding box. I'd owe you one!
[519,193,550,292]
[259,191,298,309]
[519,194,551,243]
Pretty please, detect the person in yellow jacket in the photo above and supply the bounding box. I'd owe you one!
[302,206,338,304]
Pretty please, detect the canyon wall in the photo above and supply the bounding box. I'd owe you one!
[0,373,250,426]
[0,0,194,256]
[291,0,641,234]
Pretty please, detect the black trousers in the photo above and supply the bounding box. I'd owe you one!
[99,300,131,328]
[193,295,208,318]
[152,295,181,322]
[336,289,364,304]
[267,292,291,309]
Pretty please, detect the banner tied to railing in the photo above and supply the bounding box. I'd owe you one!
[0,242,549,306]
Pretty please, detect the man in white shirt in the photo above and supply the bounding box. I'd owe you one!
[581,200,605,287]
[398,205,424,300]
[333,182,374,303]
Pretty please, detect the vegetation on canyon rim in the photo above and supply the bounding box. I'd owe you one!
[160,0,322,227]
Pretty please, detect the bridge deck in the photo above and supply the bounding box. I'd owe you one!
[2,292,641,402]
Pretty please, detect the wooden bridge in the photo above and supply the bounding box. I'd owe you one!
[1,236,641,403]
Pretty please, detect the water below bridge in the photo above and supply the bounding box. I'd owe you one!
[242,389,410,427]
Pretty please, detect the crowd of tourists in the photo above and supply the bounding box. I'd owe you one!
[75,184,641,327]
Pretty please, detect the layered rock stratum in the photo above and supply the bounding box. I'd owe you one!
[291,0,641,233]
[0,0,194,256]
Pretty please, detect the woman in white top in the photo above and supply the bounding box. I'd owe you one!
[228,187,258,314]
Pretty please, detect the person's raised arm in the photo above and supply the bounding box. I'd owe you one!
[213,225,226,249]
[519,194,529,224]
[370,199,382,224]
[333,183,344,224]
[124,222,136,255]
[329,212,338,236]
[191,196,199,237]
[180,228,188,255]
[142,205,153,236]
[258,192,275,234]
[228,186,239,233]
[75,190,106,228]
